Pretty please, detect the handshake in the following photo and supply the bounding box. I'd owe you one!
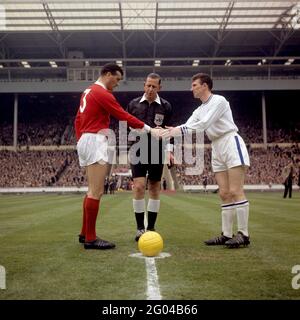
[130,125,180,168]
[150,126,181,139]
[131,126,181,139]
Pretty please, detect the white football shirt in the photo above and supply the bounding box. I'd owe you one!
[179,94,238,141]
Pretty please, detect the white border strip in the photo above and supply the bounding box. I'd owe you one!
[1,184,297,194]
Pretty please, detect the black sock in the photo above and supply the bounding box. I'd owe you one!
[147,211,157,230]
[135,212,145,230]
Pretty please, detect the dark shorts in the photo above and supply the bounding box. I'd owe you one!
[131,163,164,182]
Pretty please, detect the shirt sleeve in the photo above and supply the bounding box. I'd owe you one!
[125,100,131,113]
[179,99,227,133]
[163,102,173,127]
[163,102,174,151]
[98,91,145,129]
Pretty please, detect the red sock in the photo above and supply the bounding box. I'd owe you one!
[80,195,88,236]
[85,197,100,242]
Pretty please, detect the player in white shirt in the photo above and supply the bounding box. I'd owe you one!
[161,73,250,248]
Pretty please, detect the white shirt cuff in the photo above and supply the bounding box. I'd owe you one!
[165,143,174,152]
[143,124,151,132]
[178,125,188,134]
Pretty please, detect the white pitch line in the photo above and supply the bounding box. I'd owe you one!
[129,252,171,300]
[145,257,161,300]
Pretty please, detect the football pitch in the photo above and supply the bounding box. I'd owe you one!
[0,191,299,300]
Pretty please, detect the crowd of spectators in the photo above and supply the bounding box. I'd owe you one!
[0,145,299,188]
[176,145,300,186]
[1,91,300,146]
[1,119,299,147]
[1,92,299,188]
[0,150,73,187]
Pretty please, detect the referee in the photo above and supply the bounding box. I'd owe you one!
[127,73,173,241]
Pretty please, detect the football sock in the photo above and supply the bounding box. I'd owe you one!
[221,202,236,238]
[147,212,157,230]
[235,200,249,237]
[85,197,100,242]
[147,199,160,230]
[80,195,88,236]
[133,199,145,230]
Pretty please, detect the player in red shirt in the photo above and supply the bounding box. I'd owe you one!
[75,63,156,250]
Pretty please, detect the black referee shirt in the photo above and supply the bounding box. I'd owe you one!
[126,95,173,163]
[127,95,172,128]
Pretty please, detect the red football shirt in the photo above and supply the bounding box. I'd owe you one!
[75,82,145,140]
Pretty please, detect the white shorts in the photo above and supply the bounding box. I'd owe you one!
[77,133,109,167]
[211,132,250,173]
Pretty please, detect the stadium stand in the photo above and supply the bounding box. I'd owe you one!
[1,90,300,189]
[1,92,299,146]
[0,0,299,191]
[1,145,299,188]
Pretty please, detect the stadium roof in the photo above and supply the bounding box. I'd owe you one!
[1,0,300,31]
[0,1,300,81]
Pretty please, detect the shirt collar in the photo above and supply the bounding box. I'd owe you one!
[139,93,161,105]
[201,94,213,105]
[95,80,107,90]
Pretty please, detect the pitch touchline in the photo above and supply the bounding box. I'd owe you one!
[129,252,171,300]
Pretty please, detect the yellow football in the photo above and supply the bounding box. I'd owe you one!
[138,231,163,257]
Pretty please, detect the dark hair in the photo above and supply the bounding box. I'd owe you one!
[101,63,124,76]
[192,73,213,90]
[146,73,161,85]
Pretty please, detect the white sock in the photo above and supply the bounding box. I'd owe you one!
[147,199,160,213]
[221,203,236,238]
[133,199,145,213]
[235,200,249,237]
[147,199,160,230]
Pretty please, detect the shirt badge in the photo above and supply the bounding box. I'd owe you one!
[154,113,164,126]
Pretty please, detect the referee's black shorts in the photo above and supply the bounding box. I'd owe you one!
[131,163,164,182]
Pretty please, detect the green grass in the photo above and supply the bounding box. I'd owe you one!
[0,191,300,300]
